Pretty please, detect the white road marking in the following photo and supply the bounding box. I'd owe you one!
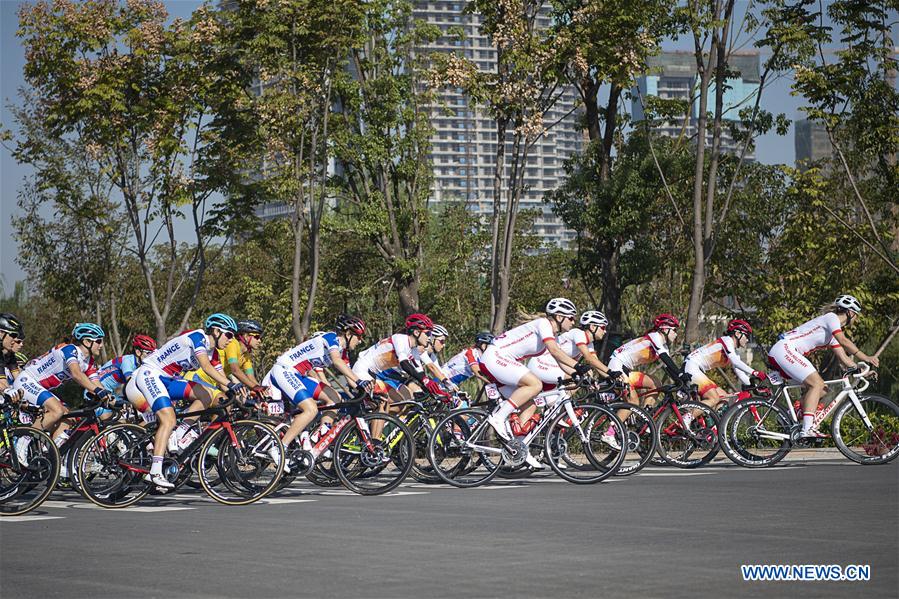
[0,515,65,523]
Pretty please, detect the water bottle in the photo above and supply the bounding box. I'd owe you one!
[54,429,71,448]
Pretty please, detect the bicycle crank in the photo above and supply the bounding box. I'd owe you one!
[501,438,527,468]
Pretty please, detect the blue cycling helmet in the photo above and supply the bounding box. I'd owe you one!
[204,313,238,333]
[72,322,105,341]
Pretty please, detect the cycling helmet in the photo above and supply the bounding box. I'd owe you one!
[204,313,238,333]
[833,294,862,314]
[653,313,680,330]
[431,324,449,339]
[132,334,157,352]
[475,331,495,345]
[579,310,609,327]
[405,313,433,332]
[72,322,105,341]
[237,319,263,335]
[545,297,577,317]
[0,313,24,338]
[725,319,753,335]
[14,352,28,367]
[335,314,366,336]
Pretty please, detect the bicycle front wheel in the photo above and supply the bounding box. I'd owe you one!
[428,408,502,488]
[333,412,414,495]
[77,423,151,508]
[832,394,899,465]
[545,403,625,484]
[198,420,284,506]
[718,399,793,468]
[0,427,60,516]
[655,401,720,468]
[606,402,657,476]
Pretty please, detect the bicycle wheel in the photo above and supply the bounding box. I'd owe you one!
[718,399,793,468]
[77,423,151,508]
[655,401,720,468]
[831,394,899,465]
[404,414,441,484]
[428,408,503,488]
[332,412,414,495]
[545,403,625,483]
[198,420,284,506]
[606,402,656,476]
[0,427,60,516]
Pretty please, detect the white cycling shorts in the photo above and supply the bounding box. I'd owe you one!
[767,340,816,383]
[479,346,531,388]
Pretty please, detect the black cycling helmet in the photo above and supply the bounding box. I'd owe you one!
[475,331,495,346]
[237,319,263,335]
[0,313,24,339]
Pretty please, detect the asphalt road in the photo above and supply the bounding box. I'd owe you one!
[2,457,897,599]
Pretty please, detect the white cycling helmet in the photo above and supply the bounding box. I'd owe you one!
[579,310,608,327]
[545,297,577,317]
[430,324,449,339]
[833,294,862,314]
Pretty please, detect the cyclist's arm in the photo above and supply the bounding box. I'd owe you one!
[832,331,879,367]
[470,363,490,383]
[67,361,101,393]
[228,364,258,388]
[545,339,578,374]
[197,352,232,389]
[577,346,609,376]
[657,351,682,382]
[329,349,361,387]
[725,353,754,386]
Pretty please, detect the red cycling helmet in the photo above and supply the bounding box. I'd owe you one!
[405,313,433,332]
[653,313,680,330]
[726,319,753,335]
[132,334,158,352]
[336,314,367,337]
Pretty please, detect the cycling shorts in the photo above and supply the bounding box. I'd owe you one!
[126,366,195,413]
[767,340,816,383]
[683,363,720,397]
[527,359,565,391]
[479,347,530,388]
[268,363,322,406]
[12,372,56,407]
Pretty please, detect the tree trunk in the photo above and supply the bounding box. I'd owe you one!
[598,85,621,182]
[489,118,507,332]
[599,247,622,342]
[397,276,419,316]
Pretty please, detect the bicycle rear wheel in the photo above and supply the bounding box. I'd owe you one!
[655,401,720,468]
[606,402,656,476]
[333,412,414,495]
[832,394,899,464]
[718,399,793,468]
[77,423,151,508]
[0,427,60,516]
[198,420,284,506]
[428,408,503,488]
[545,403,625,483]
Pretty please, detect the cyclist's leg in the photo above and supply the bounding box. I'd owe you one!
[271,364,320,447]
[14,372,66,434]
[481,351,542,435]
[769,342,822,434]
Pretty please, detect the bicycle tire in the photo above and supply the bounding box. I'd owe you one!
[198,420,284,506]
[606,402,657,476]
[831,394,899,465]
[718,398,792,468]
[654,401,720,468]
[0,427,60,516]
[76,423,151,508]
[333,412,414,495]
[428,408,502,488]
[545,403,626,484]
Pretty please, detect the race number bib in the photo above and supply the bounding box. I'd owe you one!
[484,384,501,400]
[767,371,784,385]
[140,410,157,424]
[263,401,284,416]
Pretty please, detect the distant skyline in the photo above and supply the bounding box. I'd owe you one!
[0,0,887,288]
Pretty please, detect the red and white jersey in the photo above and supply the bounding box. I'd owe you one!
[492,318,556,362]
[354,333,415,375]
[779,313,842,356]
[608,331,669,371]
[685,336,754,386]
[142,329,210,377]
[444,347,482,381]
[21,344,98,390]
[532,328,592,369]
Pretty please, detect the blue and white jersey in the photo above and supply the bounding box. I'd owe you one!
[275,332,341,375]
[142,330,210,377]
[21,344,98,390]
[95,354,140,398]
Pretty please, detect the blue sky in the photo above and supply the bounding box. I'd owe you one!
[0,0,872,288]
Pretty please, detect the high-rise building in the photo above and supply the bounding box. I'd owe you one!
[794,118,833,167]
[412,1,584,246]
[632,51,760,157]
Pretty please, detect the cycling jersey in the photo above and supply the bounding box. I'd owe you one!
[276,332,341,374]
[20,344,97,390]
[95,354,141,398]
[221,338,254,377]
[684,336,754,386]
[607,331,669,372]
[529,329,593,387]
[491,318,556,362]
[778,313,842,356]
[142,330,210,377]
[352,334,416,380]
[444,347,482,385]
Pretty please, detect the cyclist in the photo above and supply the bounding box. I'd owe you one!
[184,319,264,398]
[482,298,582,449]
[607,313,687,406]
[90,334,158,417]
[1,313,26,397]
[12,323,112,461]
[262,315,368,470]
[528,310,611,389]
[683,319,766,410]
[443,331,494,386]
[767,294,879,439]
[417,324,456,392]
[126,313,244,489]
[352,313,448,403]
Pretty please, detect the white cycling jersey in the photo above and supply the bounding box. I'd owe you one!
[778,312,842,356]
[276,332,341,375]
[532,328,592,369]
[684,336,754,386]
[352,333,416,380]
[491,318,556,361]
[608,331,669,372]
[142,330,210,377]
[21,344,98,390]
[444,347,482,382]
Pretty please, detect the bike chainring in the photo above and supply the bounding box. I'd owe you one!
[501,438,528,468]
[289,449,314,476]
